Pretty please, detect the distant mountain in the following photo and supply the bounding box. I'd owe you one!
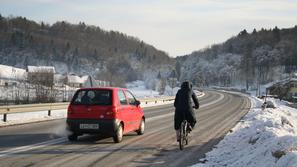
[177,26,297,89]
[0,15,175,87]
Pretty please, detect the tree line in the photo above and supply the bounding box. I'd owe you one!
[0,14,174,87]
[177,26,297,89]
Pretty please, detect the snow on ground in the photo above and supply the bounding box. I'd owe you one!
[193,95,297,167]
[126,80,160,98]
[163,85,179,96]
[0,109,67,127]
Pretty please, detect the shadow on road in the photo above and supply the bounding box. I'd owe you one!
[131,136,225,167]
[0,133,62,148]
[0,132,142,153]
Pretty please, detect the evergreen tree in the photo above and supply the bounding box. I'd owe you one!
[252,28,257,35]
[272,26,280,42]
[239,29,248,36]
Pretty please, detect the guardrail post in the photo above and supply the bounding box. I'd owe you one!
[48,110,51,116]
[3,114,7,122]
[3,108,10,122]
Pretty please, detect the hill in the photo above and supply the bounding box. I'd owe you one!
[0,15,175,87]
[177,26,297,89]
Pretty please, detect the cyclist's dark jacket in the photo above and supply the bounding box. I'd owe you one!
[174,81,199,130]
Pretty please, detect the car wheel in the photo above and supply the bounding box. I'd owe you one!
[68,133,78,141]
[113,124,123,143]
[137,119,145,135]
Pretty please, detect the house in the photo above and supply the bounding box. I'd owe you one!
[65,74,84,88]
[95,80,110,87]
[27,66,55,87]
[65,75,110,88]
[266,78,297,101]
[65,74,93,88]
[0,64,27,86]
[54,74,66,87]
[288,79,297,100]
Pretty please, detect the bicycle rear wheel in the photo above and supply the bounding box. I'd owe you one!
[179,120,187,150]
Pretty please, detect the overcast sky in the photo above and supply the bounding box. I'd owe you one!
[1,0,297,57]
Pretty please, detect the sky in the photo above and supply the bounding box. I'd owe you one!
[0,0,297,57]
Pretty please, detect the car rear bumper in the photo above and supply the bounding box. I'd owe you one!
[66,118,120,135]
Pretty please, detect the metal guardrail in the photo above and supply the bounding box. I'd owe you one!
[140,96,175,104]
[0,97,175,122]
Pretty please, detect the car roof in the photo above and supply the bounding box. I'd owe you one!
[78,87,128,91]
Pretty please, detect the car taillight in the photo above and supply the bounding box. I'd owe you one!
[109,106,117,117]
[112,106,118,113]
[68,106,73,114]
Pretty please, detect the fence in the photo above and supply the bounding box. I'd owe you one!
[0,83,77,105]
[0,96,175,122]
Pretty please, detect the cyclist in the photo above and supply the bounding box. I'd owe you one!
[174,81,199,141]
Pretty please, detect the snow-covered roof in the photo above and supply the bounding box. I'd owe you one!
[27,66,55,73]
[67,75,83,84]
[0,64,27,81]
[81,75,90,82]
[54,74,66,83]
[67,75,89,84]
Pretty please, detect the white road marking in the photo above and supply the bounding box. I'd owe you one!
[0,137,67,158]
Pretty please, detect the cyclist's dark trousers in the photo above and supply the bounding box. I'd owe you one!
[174,110,196,130]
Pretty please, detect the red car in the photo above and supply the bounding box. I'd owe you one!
[66,87,145,143]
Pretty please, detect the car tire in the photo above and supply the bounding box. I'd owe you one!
[113,124,123,143]
[68,133,78,141]
[137,119,145,135]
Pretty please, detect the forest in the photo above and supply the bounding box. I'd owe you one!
[0,15,175,87]
[177,26,297,90]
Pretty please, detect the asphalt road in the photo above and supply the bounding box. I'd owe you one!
[0,90,250,167]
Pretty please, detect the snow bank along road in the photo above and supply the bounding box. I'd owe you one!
[0,91,250,167]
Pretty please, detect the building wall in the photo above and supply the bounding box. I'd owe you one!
[28,72,54,87]
[288,81,297,97]
[69,83,81,88]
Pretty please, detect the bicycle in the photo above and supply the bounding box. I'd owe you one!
[178,106,196,150]
[179,119,190,150]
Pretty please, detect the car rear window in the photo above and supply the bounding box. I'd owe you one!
[71,90,112,105]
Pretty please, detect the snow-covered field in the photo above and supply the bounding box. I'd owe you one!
[193,94,297,167]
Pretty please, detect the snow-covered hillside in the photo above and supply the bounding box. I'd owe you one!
[194,95,297,167]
